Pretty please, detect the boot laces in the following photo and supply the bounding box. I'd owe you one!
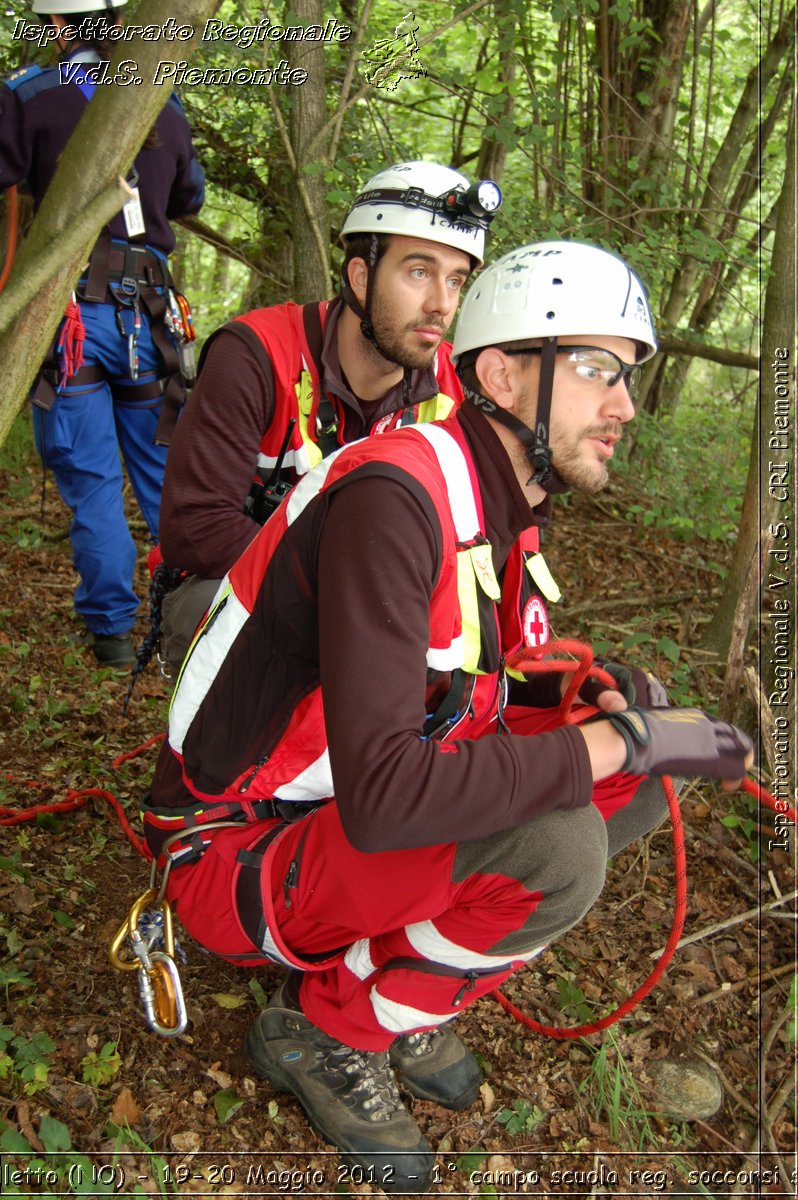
[400,1028,443,1059]
[323,1044,404,1123]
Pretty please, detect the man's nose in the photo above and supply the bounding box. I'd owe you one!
[602,378,636,423]
[423,276,453,316]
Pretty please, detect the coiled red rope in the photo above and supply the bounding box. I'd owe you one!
[489,639,791,1039]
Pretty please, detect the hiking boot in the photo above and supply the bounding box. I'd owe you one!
[246,977,433,1193]
[390,1025,482,1109]
[89,632,135,667]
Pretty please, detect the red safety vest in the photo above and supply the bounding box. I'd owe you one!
[166,417,559,814]
[235,301,463,480]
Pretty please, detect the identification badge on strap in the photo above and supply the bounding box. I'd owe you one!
[469,544,501,601]
[123,187,146,238]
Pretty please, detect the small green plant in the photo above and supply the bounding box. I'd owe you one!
[1,1116,134,1196]
[719,789,764,863]
[0,1027,56,1095]
[0,963,34,1003]
[496,1099,546,1135]
[579,1027,658,1149]
[81,1041,122,1087]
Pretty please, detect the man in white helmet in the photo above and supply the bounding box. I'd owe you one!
[0,1,204,666]
[144,239,753,1190]
[153,161,501,677]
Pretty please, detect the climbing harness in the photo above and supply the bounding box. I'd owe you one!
[3,645,790,1041]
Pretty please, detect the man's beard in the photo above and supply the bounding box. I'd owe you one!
[367,287,445,370]
[514,387,618,494]
[550,422,618,494]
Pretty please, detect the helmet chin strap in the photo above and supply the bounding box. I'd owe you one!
[461,338,569,497]
[528,338,568,495]
[341,234,412,404]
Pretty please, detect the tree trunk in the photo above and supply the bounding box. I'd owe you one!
[0,0,223,448]
[656,6,795,337]
[476,2,517,185]
[702,101,796,680]
[286,0,331,303]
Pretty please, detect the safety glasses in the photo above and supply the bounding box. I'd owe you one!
[506,345,642,398]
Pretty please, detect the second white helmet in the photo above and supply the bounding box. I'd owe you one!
[340,161,501,267]
[452,240,657,362]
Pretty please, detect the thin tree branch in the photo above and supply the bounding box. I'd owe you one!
[649,889,798,957]
[265,88,330,283]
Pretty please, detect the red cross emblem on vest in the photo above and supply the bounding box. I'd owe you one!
[522,595,549,648]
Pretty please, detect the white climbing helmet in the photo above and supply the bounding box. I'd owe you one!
[452,240,657,362]
[340,161,502,267]
[32,0,126,12]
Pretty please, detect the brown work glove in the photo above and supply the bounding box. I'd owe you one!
[602,706,753,779]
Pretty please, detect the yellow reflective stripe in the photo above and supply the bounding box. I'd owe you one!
[526,553,561,603]
[295,371,323,472]
[457,548,484,674]
[416,391,456,423]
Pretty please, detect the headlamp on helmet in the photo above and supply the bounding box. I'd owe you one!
[442,179,502,220]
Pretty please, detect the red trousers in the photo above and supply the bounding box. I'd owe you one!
[165,707,645,1049]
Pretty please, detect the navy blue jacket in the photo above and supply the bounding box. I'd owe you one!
[0,51,204,254]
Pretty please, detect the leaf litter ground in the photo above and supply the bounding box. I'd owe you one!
[0,435,794,1197]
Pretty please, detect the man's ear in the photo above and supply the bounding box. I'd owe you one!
[346,257,368,305]
[474,348,519,411]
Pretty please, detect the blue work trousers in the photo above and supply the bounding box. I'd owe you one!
[32,298,171,637]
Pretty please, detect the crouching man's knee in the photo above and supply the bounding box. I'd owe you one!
[453,804,608,959]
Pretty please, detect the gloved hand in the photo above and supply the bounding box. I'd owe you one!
[603,706,753,779]
[579,659,669,709]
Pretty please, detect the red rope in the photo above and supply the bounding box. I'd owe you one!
[0,732,164,859]
[743,775,798,825]
[491,774,686,1038]
[492,639,784,1039]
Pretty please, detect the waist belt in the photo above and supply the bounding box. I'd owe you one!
[140,791,323,867]
[81,238,170,303]
[32,231,184,444]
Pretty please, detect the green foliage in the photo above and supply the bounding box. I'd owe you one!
[579,1028,659,1149]
[0,1026,56,1095]
[80,1041,122,1087]
[213,1086,245,1123]
[618,383,751,543]
[496,1098,546,1135]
